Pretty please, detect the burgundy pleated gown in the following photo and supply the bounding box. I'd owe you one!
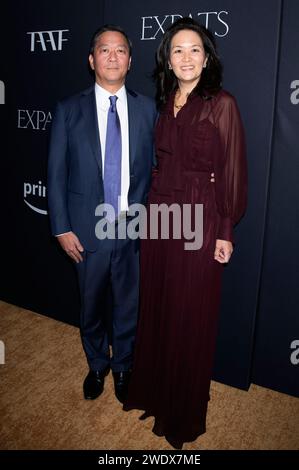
[124,90,247,448]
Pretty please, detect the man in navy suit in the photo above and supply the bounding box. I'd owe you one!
[47,25,156,403]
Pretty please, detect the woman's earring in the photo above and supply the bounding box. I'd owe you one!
[168,63,172,69]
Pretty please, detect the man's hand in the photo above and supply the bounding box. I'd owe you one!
[214,239,233,264]
[57,232,84,263]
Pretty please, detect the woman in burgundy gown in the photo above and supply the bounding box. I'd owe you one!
[124,18,247,448]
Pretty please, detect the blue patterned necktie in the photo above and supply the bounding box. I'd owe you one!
[104,95,122,221]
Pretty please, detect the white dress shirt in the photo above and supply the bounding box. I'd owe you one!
[95,83,130,212]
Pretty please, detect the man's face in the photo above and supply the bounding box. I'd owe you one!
[89,31,131,89]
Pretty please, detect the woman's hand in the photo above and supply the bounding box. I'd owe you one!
[214,239,233,264]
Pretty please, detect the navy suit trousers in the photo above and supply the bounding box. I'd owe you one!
[75,218,140,372]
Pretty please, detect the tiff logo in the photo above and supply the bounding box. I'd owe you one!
[27,29,69,52]
[290,339,299,365]
[0,80,4,104]
[0,340,4,364]
[17,109,52,130]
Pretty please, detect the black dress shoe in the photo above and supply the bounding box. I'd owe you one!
[112,370,131,404]
[83,366,110,400]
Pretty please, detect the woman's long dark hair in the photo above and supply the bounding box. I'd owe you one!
[154,17,222,107]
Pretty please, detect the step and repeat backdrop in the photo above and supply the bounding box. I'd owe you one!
[0,0,298,397]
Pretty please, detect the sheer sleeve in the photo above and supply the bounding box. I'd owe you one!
[213,92,247,243]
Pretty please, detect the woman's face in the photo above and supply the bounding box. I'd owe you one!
[169,29,207,88]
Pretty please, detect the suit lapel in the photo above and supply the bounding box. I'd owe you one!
[127,89,140,172]
[80,87,102,174]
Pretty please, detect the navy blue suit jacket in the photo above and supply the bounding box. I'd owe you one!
[47,86,156,251]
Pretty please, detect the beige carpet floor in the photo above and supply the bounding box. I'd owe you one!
[0,300,298,450]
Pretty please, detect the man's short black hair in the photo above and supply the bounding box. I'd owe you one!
[89,24,132,56]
